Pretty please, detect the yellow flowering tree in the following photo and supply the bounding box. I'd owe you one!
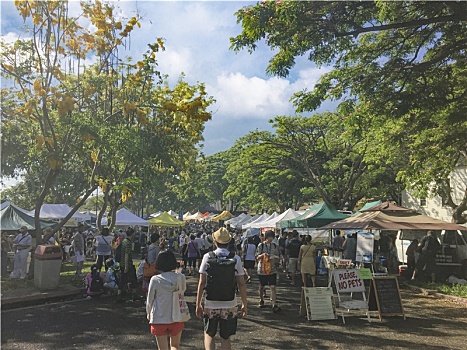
[1,1,214,238]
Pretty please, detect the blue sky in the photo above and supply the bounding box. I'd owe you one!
[1,0,337,159]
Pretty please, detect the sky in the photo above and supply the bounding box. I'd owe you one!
[1,0,337,165]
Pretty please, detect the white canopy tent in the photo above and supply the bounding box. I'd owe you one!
[28,203,90,221]
[185,211,203,220]
[250,208,301,229]
[242,212,274,230]
[226,213,247,226]
[167,210,178,217]
[182,211,192,220]
[149,211,163,218]
[235,214,258,229]
[105,208,149,227]
[201,212,217,221]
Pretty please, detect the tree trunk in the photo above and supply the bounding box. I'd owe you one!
[34,169,58,245]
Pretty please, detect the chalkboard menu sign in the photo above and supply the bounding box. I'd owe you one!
[368,277,405,320]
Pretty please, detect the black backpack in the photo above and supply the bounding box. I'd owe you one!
[90,273,104,293]
[205,251,237,301]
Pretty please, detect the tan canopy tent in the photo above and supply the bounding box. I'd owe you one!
[321,210,466,231]
[210,210,234,222]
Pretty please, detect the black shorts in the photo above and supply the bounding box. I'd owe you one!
[204,314,237,340]
[243,260,255,269]
[120,264,137,290]
[258,273,277,286]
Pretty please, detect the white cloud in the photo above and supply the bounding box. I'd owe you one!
[209,72,290,119]
[157,46,194,79]
[208,67,330,120]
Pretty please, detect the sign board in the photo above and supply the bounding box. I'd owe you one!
[368,276,405,320]
[357,268,373,280]
[178,211,183,222]
[356,231,374,263]
[302,287,336,321]
[333,269,365,293]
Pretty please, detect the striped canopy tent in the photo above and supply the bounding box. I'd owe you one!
[210,210,235,222]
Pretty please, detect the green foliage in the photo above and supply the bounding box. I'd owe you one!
[232,1,467,220]
[1,1,213,234]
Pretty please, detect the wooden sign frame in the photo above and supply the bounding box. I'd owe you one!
[368,276,406,321]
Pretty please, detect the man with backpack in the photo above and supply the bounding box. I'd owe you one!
[256,230,281,313]
[196,227,248,350]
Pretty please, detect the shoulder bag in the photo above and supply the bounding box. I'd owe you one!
[172,273,191,323]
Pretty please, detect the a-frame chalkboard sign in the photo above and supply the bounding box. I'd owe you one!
[368,276,406,321]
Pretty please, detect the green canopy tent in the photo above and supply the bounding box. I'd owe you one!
[354,200,382,215]
[0,204,55,232]
[283,202,350,229]
[147,211,185,227]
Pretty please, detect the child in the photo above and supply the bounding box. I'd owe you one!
[103,258,120,295]
[146,250,187,350]
[84,264,105,298]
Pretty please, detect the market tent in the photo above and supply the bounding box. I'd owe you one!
[242,212,271,230]
[200,211,211,219]
[27,203,89,221]
[167,210,178,217]
[321,210,467,231]
[1,203,55,231]
[283,202,350,229]
[147,212,185,227]
[234,214,257,229]
[210,210,234,222]
[354,200,382,214]
[113,208,149,226]
[251,211,296,229]
[226,213,247,226]
[184,211,203,221]
[149,211,163,218]
[250,208,301,229]
[201,212,218,221]
[362,201,412,212]
[182,211,192,220]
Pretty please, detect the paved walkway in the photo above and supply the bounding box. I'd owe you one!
[2,272,467,349]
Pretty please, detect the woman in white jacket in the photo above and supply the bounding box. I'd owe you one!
[146,250,186,350]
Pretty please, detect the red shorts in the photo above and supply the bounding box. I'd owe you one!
[150,322,184,336]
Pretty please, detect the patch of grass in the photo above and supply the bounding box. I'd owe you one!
[1,277,35,291]
[410,279,467,298]
[437,284,467,298]
[60,260,95,288]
